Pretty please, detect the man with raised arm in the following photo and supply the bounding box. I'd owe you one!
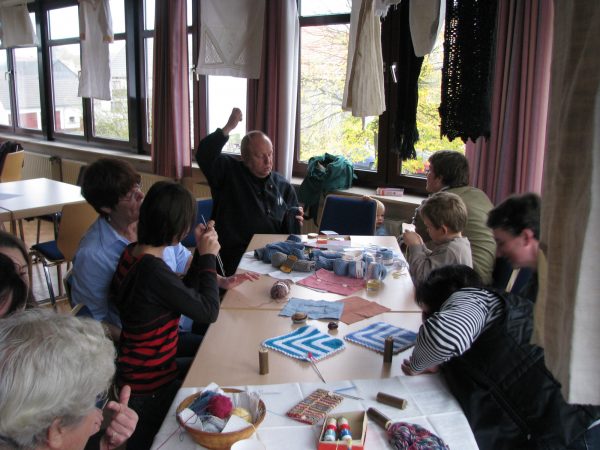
[196,108,303,276]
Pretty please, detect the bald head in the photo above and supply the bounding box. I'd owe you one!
[240,131,273,178]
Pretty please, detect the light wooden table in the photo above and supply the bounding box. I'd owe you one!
[0,178,84,233]
[183,310,422,388]
[222,234,418,312]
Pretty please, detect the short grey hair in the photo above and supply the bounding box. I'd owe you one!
[0,309,115,449]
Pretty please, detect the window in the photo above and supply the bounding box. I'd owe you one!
[296,1,464,192]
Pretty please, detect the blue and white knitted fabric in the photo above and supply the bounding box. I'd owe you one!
[344,322,417,354]
[279,298,344,320]
[263,326,345,361]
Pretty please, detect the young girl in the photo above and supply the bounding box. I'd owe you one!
[109,181,221,448]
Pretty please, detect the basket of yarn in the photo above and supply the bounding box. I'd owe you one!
[176,388,266,450]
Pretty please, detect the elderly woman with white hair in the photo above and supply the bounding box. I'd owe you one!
[0,309,138,450]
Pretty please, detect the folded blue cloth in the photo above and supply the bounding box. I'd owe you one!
[254,240,306,263]
[279,298,344,320]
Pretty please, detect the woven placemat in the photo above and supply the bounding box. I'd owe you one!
[344,321,417,354]
[262,325,345,361]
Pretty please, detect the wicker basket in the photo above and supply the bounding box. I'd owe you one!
[176,388,266,450]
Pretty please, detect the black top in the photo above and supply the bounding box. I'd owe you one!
[196,129,299,274]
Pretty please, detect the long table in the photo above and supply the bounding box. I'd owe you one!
[221,234,418,313]
[153,234,479,449]
[0,178,84,234]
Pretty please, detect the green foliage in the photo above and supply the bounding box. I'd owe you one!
[93,89,129,140]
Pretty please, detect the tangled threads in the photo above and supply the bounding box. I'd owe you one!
[387,422,449,450]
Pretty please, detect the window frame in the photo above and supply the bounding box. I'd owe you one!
[294,3,429,194]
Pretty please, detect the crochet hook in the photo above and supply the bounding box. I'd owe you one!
[200,214,226,276]
[307,352,326,383]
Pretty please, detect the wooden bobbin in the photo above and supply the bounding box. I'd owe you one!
[376,392,408,410]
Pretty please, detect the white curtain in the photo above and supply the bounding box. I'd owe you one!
[275,0,299,179]
[197,0,265,79]
[537,0,600,404]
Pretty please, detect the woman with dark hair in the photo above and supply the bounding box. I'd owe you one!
[0,230,37,311]
[0,253,28,317]
[402,265,600,449]
[109,181,221,449]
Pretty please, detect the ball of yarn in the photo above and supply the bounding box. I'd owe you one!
[207,394,233,419]
[231,406,252,423]
[270,280,291,299]
[387,422,449,450]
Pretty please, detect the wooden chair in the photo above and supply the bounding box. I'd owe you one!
[0,150,26,238]
[0,149,24,182]
[30,202,98,306]
[318,194,377,235]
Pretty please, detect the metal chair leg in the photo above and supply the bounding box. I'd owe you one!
[39,259,57,308]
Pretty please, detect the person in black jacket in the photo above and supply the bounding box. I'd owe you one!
[196,108,303,276]
[402,265,600,449]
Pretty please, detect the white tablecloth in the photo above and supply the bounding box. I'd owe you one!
[151,375,479,449]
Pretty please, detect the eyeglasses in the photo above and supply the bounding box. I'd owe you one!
[120,183,143,202]
[95,391,109,410]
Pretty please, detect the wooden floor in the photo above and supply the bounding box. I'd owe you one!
[4,218,72,313]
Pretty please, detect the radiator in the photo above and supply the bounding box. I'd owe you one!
[22,152,55,180]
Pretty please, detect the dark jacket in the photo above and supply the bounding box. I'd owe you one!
[442,291,599,449]
[196,129,299,275]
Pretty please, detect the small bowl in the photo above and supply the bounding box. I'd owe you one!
[176,388,266,450]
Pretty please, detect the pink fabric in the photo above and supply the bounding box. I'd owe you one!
[247,0,298,177]
[151,0,191,178]
[466,0,553,204]
[298,269,365,296]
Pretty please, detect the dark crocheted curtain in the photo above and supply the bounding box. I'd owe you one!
[440,0,498,142]
[382,1,424,160]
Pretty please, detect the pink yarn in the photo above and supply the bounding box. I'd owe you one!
[207,394,233,419]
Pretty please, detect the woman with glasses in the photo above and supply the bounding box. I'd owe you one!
[0,309,137,450]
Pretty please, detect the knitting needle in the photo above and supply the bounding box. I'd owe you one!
[307,352,327,383]
[200,214,226,276]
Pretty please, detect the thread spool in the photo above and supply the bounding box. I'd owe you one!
[338,417,352,446]
[376,392,408,409]
[322,417,337,442]
[383,336,394,363]
[259,346,269,375]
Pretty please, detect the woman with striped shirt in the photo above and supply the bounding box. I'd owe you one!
[110,181,221,449]
[402,265,600,449]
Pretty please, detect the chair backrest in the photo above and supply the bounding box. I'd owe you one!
[181,198,214,247]
[56,202,98,261]
[0,150,25,182]
[318,194,377,235]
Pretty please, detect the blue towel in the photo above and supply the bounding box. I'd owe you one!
[279,298,344,320]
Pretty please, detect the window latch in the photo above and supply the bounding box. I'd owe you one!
[390,63,398,83]
[190,65,200,82]
[4,70,12,80]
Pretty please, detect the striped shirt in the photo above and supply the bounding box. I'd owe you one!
[110,245,220,394]
[408,288,504,373]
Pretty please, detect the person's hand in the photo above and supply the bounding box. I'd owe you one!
[401,358,422,376]
[295,206,304,227]
[100,385,138,450]
[195,221,221,256]
[222,107,243,136]
[218,272,260,289]
[401,358,439,376]
[402,230,423,247]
